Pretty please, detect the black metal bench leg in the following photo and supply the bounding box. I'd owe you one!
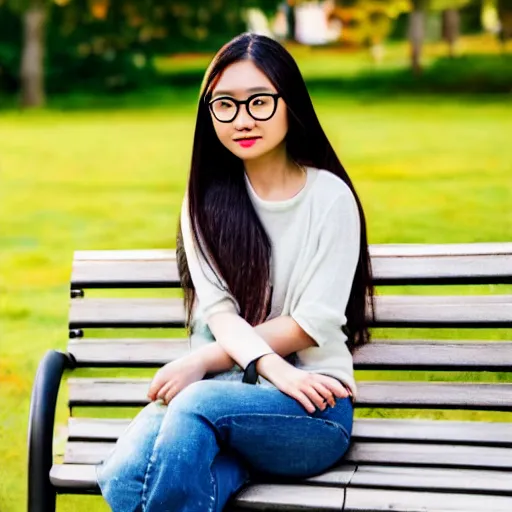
[27,350,74,512]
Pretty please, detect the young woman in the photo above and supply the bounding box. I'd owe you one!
[97,32,374,512]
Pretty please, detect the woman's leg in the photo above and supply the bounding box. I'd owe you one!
[96,381,251,512]
[96,401,167,512]
[141,379,353,512]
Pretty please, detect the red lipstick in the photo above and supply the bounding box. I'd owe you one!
[236,137,260,148]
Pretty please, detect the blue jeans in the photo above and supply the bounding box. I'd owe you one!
[96,370,354,512]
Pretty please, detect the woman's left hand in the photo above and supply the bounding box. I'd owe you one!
[256,353,351,414]
[147,355,206,405]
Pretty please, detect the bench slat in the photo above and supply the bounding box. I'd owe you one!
[67,417,512,448]
[347,442,512,469]
[355,341,512,370]
[343,488,512,512]
[63,439,512,470]
[69,299,185,328]
[67,379,512,411]
[71,243,512,288]
[352,418,512,447]
[49,464,347,510]
[72,260,181,288]
[68,295,512,329]
[67,339,512,371]
[68,338,190,366]
[350,465,512,495]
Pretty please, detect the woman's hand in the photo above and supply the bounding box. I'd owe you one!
[147,355,206,405]
[256,354,352,414]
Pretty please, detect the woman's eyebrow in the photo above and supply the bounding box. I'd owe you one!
[212,86,274,99]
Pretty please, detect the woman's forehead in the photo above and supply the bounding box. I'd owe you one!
[211,60,276,98]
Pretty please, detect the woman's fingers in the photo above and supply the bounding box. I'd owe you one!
[310,381,336,407]
[147,369,166,400]
[302,383,327,411]
[290,389,317,414]
[164,384,180,405]
[156,380,175,402]
[316,375,351,399]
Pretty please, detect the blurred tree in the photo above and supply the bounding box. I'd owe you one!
[20,0,47,106]
[433,0,472,56]
[408,0,428,74]
[497,0,512,48]
[4,0,49,107]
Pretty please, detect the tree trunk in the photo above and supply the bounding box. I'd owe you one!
[408,1,427,75]
[442,9,460,58]
[20,1,46,108]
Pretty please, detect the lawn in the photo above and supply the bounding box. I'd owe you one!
[1,55,512,510]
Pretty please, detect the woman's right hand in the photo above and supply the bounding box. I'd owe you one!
[147,354,207,405]
[256,354,351,414]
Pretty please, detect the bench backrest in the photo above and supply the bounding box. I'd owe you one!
[62,243,512,468]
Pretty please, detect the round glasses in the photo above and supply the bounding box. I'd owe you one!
[209,93,281,123]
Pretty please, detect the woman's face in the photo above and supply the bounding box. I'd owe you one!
[209,60,288,161]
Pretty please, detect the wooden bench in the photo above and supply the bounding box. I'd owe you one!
[28,242,512,512]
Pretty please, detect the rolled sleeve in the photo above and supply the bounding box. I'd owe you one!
[291,191,361,347]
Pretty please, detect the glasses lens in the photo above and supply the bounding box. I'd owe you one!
[248,95,276,120]
[211,98,237,122]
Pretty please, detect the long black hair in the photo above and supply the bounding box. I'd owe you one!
[176,33,375,353]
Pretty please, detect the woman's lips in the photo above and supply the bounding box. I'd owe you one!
[236,137,260,148]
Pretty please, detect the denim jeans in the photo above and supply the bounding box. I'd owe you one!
[96,369,354,512]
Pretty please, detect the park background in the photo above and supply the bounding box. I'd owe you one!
[1,0,511,510]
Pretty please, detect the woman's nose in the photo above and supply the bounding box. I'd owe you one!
[233,105,255,130]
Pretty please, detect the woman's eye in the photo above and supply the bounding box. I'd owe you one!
[219,101,232,109]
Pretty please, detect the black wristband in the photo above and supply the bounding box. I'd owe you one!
[242,354,267,385]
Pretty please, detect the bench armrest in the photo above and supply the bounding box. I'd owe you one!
[27,350,75,512]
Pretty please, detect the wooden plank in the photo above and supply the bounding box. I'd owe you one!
[68,418,131,440]
[353,341,512,371]
[63,439,512,470]
[65,441,114,464]
[352,418,512,447]
[67,417,512,448]
[369,242,512,257]
[50,464,348,510]
[373,294,512,327]
[74,250,176,261]
[372,254,512,285]
[67,338,512,370]
[343,488,512,512]
[74,243,512,261]
[357,382,512,410]
[71,244,512,288]
[68,379,512,411]
[346,442,512,469]
[68,298,185,328]
[72,260,181,288]
[67,338,190,366]
[349,465,512,495]
[68,295,512,329]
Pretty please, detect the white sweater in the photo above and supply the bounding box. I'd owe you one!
[181,167,361,399]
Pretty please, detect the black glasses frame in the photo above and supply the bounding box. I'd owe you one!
[208,93,281,123]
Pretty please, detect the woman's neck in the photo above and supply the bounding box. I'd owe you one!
[244,146,306,202]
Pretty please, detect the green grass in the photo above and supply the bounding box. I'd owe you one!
[1,45,512,511]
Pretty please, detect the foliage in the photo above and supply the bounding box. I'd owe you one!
[0,3,22,92]
[0,0,282,94]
